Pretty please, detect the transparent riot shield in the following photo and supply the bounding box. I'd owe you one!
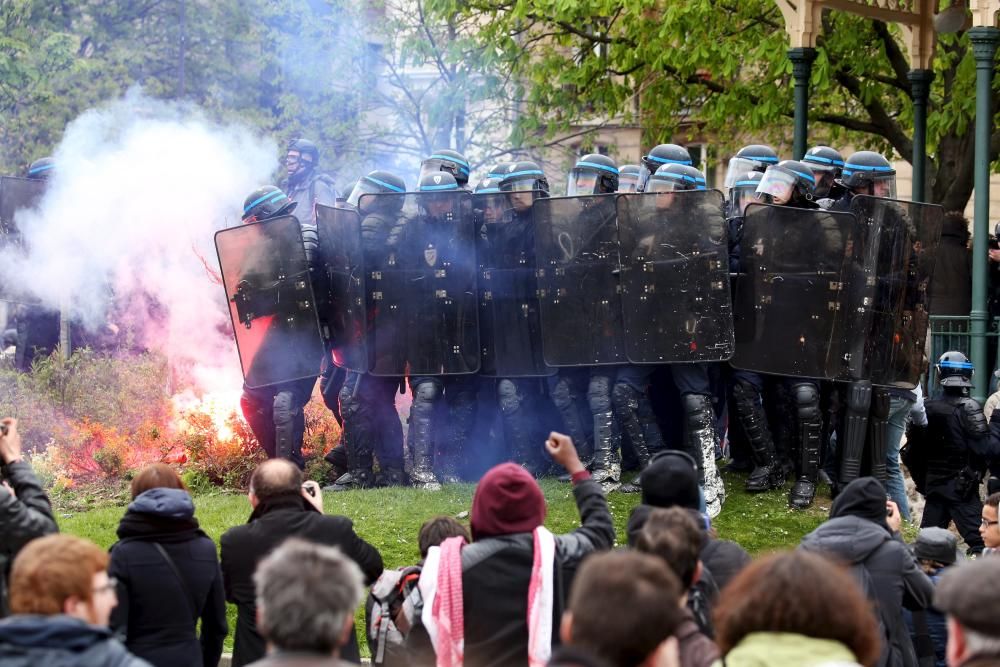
[616,189,733,363]
[475,191,553,377]
[215,215,326,389]
[846,196,943,388]
[315,204,367,371]
[730,203,855,380]
[534,195,627,366]
[359,191,479,376]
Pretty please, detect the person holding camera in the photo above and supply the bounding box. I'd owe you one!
[220,459,383,667]
[0,417,57,616]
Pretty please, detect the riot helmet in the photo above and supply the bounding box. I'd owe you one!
[418,171,460,221]
[242,186,298,223]
[838,151,896,199]
[724,144,779,189]
[26,157,54,180]
[347,170,406,215]
[617,164,644,193]
[728,171,763,218]
[499,161,548,214]
[802,145,844,198]
[936,350,974,388]
[285,138,319,182]
[641,144,692,177]
[474,176,506,225]
[420,149,471,187]
[646,164,707,193]
[567,154,619,196]
[755,160,816,206]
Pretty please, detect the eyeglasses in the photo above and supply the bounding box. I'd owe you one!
[93,577,118,595]
[981,518,999,528]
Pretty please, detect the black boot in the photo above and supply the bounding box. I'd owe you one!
[789,382,822,510]
[732,379,782,493]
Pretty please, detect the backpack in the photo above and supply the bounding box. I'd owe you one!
[368,565,423,666]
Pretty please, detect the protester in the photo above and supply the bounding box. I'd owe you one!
[800,477,934,667]
[636,507,720,667]
[981,493,1000,556]
[934,557,1000,667]
[109,463,227,667]
[0,534,151,666]
[904,528,960,667]
[368,516,470,667]
[221,459,383,666]
[0,417,58,616]
[626,451,750,594]
[246,539,364,667]
[713,550,881,667]
[553,550,686,667]
[405,432,616,667]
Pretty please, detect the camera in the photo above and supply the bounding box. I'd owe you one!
[302,483,316,498]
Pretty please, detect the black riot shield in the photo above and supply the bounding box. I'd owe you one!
[616,189,733,363]
[846,196,943,388]
[475,191,553,377]
[360,191,479,376]
[0,176,44,239]
[730,203,854,380]
[534,195,627,366]
[315,204,367,371]
[215,216,326,389]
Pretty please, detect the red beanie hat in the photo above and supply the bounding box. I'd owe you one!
[470,463,547,540]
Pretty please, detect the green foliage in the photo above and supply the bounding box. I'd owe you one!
[428,0,997,209]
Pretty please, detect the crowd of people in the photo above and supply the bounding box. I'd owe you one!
[3,412,1000,667]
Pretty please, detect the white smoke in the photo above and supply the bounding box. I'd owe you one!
[2,88,278,394]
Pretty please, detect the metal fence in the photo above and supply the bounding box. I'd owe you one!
[927,315,1000,390]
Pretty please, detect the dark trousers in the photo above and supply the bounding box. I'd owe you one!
[921,482,985,554]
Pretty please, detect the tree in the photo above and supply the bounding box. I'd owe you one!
[426,0,990,210]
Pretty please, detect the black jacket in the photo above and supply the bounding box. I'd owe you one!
[407,478,615,667]
[0,614,151,667]
[800,478,934,667]
[0,460,58,616]
[108,488,227,667]
[221,494,384,667]
[625,504,751,591]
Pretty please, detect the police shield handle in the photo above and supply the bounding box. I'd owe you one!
[546,432,585,475]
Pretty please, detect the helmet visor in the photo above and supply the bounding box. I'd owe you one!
[347,178,382,209]
[646,176,688,193]
[755,169,796,204]
[566,168,601,196]
[501,178,539,193]
[729,185,758,218]
[724,157,768,189]
[475,193,508,225]
[618,173,641,193]
[870,174,897,200]
[420,157,469,183]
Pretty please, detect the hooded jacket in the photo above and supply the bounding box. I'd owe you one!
[406,471,615,667]
[713,632,862,667]
[0,615,151,667]
[108,488,227,667]
[800,478,934,667]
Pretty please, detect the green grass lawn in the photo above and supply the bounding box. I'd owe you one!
[57,470,833,654]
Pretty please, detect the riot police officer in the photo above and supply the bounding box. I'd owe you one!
[26,157,54,181]
[399,171,479,489]
[237,186,318,469]
[420,149,472,190]
[640,144,693,190]
[280,138,339,227]
[483,161,552,471]
[748,160,825,508]
[617,164,644,193]
[916,352,989,554]
[723,144,779,192]
[802,145,845,201]
[328,171,409,489]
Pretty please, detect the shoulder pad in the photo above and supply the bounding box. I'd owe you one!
[960,398,988,438]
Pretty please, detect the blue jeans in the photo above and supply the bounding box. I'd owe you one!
[886,395,914,521]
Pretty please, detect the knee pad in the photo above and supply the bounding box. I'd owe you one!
[588,375,612,413]
[338,383,361,420]
[497,379,522,414]
[550,378,573,410]
[272,391,295,424]
[411,380,442,415]
[870,388,890,420]
[611,382,639,411]
[731,378,760,407]
[791,383,820,422]
[846,380,872,414]
[682,393,713,427]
